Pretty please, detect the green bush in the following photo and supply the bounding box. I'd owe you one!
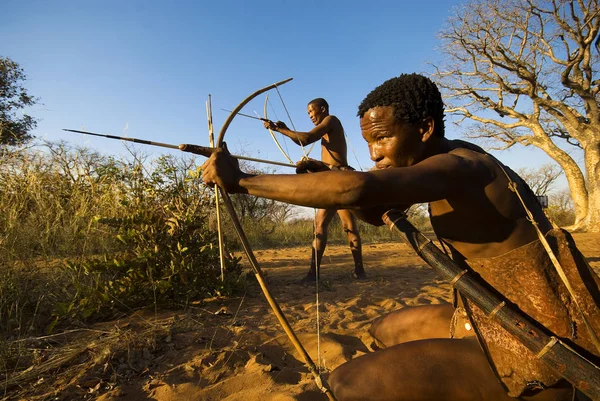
[0,142,436,337]
[47,153,244,330]
[0,143,245,336]
[0,142,127,259]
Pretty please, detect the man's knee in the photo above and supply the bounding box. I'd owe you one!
[347,236,361,250]
[368,314,393,346]
[313,218,329,236]
[368,314,383,337]
[313,230,327,239]
[329,362,364,401]
[340,214,357,230]
[342,224,361,245]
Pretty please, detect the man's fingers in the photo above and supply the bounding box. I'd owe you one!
[295,158,331,174]
[201,150,222,186]
[295,160,310,174]
[264,120,278,130]
[201,147,243,193]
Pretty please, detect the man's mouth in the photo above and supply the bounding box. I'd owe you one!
[375,164,390,170]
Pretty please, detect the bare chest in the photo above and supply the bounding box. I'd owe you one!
[320,134,348,166]
[428,199,538,259]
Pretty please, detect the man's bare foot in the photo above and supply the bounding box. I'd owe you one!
[353,270,366,279]
[299,273,317,285]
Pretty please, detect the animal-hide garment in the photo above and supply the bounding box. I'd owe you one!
[456,229,600,397]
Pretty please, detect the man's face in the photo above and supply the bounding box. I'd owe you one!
[307,103,325,126]
[360,106,426,169]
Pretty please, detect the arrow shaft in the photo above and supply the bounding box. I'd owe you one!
[64,129,295,168]
[221,109,268,122]
[64,129,181,150]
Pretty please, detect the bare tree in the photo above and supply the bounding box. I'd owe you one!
[548,188,577,225]
[432,0,600,231]
[517,163,563,195]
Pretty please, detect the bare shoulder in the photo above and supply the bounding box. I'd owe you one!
[418,145,495,183]
[445,140,498,176]
[322,115,344,132]
[446,139,487,159]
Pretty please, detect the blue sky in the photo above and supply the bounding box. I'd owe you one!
[2,0,569,182]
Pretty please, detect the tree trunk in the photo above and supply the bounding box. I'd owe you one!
[530,128,589,229]
[578,141,600,232]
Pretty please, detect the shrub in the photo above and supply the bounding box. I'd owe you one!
[48,153,244,330]
[0,143,245,335]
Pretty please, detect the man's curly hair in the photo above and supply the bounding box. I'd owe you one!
[357,74,445,137]
[308,98,329,113]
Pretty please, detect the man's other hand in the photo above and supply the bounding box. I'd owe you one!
[296,157,330,174]
[264,120,288,131]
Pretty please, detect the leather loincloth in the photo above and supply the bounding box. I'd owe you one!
[453,228,600,397]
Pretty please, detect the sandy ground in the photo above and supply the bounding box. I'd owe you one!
[9,233,600,401]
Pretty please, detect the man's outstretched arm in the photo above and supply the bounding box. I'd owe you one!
[201,148,487,212]
[264,115,335,146]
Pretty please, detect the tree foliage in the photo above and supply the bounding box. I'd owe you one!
[0,56,38,146]
[432,0,600,231]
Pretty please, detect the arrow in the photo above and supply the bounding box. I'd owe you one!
[220,109,270,122]
[63,129,295,168]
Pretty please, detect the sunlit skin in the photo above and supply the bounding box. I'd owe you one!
[203,105,571,401]
[263,101,364,280]
[264,102,348,167]
[205,105,550,259]
[361,106,433,169]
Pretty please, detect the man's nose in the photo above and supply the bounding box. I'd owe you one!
[369,145,381,162]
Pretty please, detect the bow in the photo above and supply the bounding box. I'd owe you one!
[264,93,294,164]
[214,78,336,400]
[262,85,315,160]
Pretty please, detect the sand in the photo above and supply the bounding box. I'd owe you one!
[11,234,600,401]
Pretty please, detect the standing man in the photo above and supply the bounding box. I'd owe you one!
[264,98,365,282]
[203,74,600,400]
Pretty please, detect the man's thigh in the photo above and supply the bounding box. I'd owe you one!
[330,337,515,401]
[369,304,473,348]
[336,209,358,231]
[315,208,337,229]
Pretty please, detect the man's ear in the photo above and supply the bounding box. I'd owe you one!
[420,117,435,142]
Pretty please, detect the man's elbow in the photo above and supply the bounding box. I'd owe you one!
[290,135,312,146]
[339,174,395,225]
[337,173,370,208]
[299,135,317,145]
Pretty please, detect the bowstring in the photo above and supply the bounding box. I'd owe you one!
[260,97,294,165]
[273,84,314,158]
[314,208,322,372]
[273,82,322,372]
[266,96,292,158]
[344,127,364,172]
